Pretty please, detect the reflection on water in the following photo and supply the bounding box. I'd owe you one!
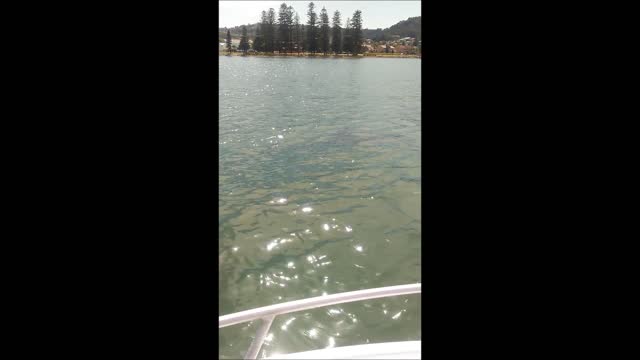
[219,57,421,359]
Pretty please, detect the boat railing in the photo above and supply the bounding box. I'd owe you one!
[219,283,421,360]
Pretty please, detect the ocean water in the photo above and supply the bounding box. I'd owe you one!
[219,56,421,359]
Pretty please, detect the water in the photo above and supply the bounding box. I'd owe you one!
[219,56,421,359]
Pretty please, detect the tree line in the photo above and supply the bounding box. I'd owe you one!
[233,2,363,55]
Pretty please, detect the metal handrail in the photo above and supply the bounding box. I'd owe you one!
[219,283,421,359]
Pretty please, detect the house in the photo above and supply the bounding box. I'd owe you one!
[394,45,415,54]
[372,43,394,53]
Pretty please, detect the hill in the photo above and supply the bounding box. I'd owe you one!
[218,24,259,42]
[363,16,421,41]
[219,16,421,42]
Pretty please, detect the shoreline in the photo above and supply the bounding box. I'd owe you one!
[219,52,421,59]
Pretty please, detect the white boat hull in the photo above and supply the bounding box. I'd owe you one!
[265,341,421,359]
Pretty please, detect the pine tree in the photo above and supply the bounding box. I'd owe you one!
[226,29,232,54]
[294,12,301,54]
[247,4,366,55]
[331,10,342,54]
[253,22,263,52]
[343,18,352,54]
[350,10,363,55]
[319,7,330,55]
[287,6,294,53]
[278,3,290,53]
[266,8,276,53]
[257,11,268,52]
[306,2,317,54]
[301,24,307,53]
[239,25,249,54]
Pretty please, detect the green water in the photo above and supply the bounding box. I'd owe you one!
[219,56,421,359]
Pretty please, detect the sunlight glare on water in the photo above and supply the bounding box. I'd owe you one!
[219,56,421,359]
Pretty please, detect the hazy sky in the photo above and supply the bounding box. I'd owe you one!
[219,1,421,30]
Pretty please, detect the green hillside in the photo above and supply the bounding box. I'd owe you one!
[218,23,259,41]
[363,16,421,40]
[219,16,421,42]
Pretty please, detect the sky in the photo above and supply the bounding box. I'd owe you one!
[219,1,421,30]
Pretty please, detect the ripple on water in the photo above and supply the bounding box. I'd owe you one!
[219,56,421,358]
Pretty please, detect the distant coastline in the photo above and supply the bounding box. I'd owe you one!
[219,52,420,59]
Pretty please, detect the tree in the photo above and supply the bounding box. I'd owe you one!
[278,3,290,53]
[306,2,317,53]
[294,12,301,54]
[256,10,269,52]
[319,7,330,55]
[287,6,295,53]
[239,25,249,54]
[350,10,363,55]
[253,22,263,52]
[343,18,352,53]
[301,24,307,52]
[226,29,232,54]
[331,10,342,54]
[266,8,276,52]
